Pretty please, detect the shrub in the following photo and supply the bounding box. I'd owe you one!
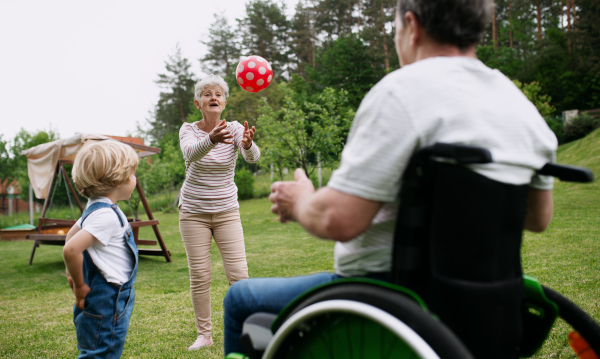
[545,116,564,144]
[563,114,600,143]
[235,168,255,200]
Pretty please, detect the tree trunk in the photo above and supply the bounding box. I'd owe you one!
[572,0,576,26]
[179,94,186,123]
[566,0,572,55]
[536,0,542,42]
[509,2,513,48]
[492,6,498,50]
[560,0,563,30]
[357,0,361,34]
[381,1,389,71]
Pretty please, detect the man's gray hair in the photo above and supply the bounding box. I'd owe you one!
[195,74,230,101]
[397,0,495,50]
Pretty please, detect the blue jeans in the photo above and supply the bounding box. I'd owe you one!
[223,272,340,355]
[74,203,138,359]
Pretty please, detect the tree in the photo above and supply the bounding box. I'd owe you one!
[307,35,386,108]
[290,1,317,77]
[148,45,196,142]
[238,0,291,78]
[576,0,600,75]
[257,84,354,178]
[10,128,60,203]
[200,13,241,77]
[0,136,14,190]
[512,80,556,116]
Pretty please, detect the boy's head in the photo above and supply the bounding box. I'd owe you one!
[72,140,139,198]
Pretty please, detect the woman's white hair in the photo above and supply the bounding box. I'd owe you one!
[194,74,230,101]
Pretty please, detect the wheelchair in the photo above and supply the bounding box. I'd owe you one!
[226,143,600,359]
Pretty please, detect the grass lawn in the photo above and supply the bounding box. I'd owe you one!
[2,132,600,358]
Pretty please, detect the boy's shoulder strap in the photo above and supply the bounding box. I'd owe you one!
[80,202,125,227]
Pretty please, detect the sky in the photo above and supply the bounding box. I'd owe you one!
[0,0,298,143]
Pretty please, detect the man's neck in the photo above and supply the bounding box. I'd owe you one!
[415,42,476,62]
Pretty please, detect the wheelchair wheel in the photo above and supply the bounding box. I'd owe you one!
[543,285,600,356]
[262,281,473,359]
[263,300,439,359]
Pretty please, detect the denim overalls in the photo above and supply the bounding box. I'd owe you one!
[73,202,138,359]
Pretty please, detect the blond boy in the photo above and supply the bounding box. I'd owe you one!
[63,140,138,359]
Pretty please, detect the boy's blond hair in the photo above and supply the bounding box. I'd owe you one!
[72,140,139,198]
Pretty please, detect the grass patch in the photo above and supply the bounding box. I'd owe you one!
[2,133,600,357]
[0,198,333,358]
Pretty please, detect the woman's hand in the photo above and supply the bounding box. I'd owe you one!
[242,121,256,150]
[209,120,234,145]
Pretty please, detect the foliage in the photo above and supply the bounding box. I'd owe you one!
[512,80,555,117]
[237,0,290,78]
[200,13,241,77]
[257,84,353,178]
[307,35,386,108]
[477,0,600,113]
[234,168,255,200]
[10,128,61,204]
[0,135,14,188]
[136,139,185,208]
[223,78,285,129]
[563,114,600,144]
[148,45,196,142]
[544,116,564,144]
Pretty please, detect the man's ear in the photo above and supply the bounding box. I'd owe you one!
[404,11,421,47]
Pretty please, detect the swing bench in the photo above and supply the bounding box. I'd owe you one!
[23,135,172,265]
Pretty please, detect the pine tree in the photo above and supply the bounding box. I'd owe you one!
[315,0,355,41]
[200,13,241,77]
[238,0,291,77]
[149,45,196,141]
[290,1,317,77]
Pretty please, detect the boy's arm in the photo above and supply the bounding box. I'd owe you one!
[63,229,98,310]
[64,224,80,289]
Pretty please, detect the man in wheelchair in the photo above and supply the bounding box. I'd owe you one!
[223,0,598,358]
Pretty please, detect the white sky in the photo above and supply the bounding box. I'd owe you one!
[0,0,298,143]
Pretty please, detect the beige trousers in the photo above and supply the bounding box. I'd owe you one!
[179,209,249,338]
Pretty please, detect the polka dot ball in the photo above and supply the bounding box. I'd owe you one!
[236,55,273,93]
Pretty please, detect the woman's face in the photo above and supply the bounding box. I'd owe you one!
[195,85,227,116]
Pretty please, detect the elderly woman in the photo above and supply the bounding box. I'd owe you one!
[178,74,259,351]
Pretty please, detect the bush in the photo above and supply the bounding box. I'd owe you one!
[563,114,600,143]
[545,116,564,144]
[234,168,255,200]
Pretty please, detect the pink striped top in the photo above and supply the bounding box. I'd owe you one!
[179,121,260,214]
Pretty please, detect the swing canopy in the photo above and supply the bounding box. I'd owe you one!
[21,133,158,199]
[21,133,171,264]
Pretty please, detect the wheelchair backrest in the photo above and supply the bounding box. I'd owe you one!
[391,143,592,359]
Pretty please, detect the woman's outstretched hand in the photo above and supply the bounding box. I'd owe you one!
[242,121,256,150]
[209,120,234,145]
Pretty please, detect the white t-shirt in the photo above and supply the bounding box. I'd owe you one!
[328,56,558,276]
[75,197,134,284]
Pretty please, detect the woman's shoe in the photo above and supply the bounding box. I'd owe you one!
[188,335,213,350]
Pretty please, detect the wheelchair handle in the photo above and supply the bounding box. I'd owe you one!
[537,163,594,183]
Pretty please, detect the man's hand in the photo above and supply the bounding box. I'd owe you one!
[270,169,315,222]
[73,283,91,310]
[209,120,234,145]
[242,121,256,150]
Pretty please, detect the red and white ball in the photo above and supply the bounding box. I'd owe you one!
[236,56,273,93]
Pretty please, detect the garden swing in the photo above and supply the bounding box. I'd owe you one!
[22,133,172,265]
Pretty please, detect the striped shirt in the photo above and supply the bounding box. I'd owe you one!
[179,121,260,214]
